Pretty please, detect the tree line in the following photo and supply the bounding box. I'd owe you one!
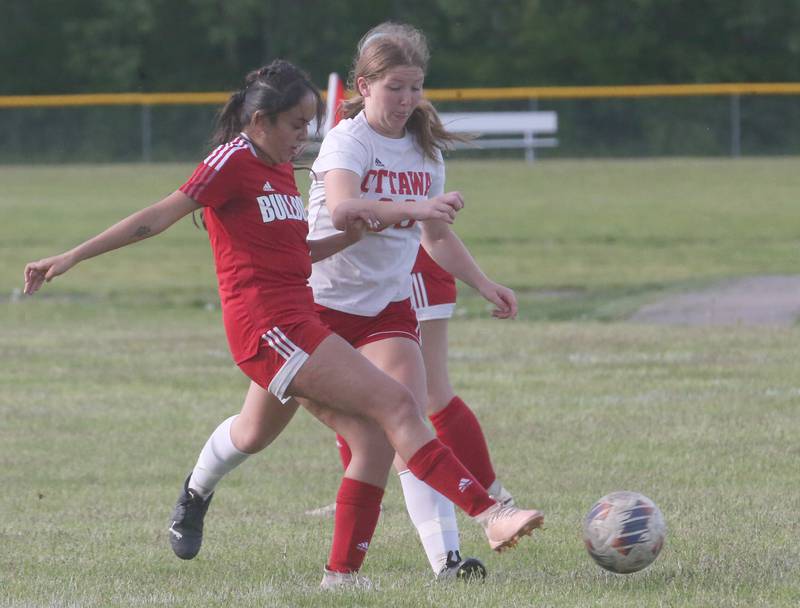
[4,0,800,95]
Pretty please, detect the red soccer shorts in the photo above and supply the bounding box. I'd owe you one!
[410,247,457,321]
[315,299,420,349]
[238,313,332,403]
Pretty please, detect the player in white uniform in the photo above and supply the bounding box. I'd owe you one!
[306,22,541,580]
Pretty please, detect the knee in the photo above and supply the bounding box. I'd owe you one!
[424,384,454,416]
[349,432,395,470]
[230,423,274,454]
[381,386,423,429]
[425,396,446,416]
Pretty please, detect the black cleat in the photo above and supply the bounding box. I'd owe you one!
[168,475,213,560]
[436,550,487,582]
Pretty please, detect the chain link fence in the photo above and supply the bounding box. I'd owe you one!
[1,89,799,163]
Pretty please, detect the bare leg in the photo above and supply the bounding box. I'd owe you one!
[300,389,395,576]
[189,381,298,497]
[419,319,456,414]
[287,334,434,460]
[231,381,298,452]
[301,399,394,489]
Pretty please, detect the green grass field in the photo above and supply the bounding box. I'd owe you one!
[1,159,799,607]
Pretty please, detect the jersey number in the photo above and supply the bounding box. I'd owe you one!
[378,198,416,230]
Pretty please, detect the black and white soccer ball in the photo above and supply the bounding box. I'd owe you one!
[583,491,666,574]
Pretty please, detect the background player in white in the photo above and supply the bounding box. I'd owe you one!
[306,22,541,580]
[411,249,516,506]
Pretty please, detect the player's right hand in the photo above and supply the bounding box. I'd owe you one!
[23,253,75,295]
[341,207,381,244]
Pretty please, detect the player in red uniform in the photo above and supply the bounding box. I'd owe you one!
[23,59,541,588]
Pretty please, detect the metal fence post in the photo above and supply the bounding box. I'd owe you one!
[141,104,152,162]
[730,94,741,157]
[528,97,538,163]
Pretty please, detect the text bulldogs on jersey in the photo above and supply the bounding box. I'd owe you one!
[257,193,307,223]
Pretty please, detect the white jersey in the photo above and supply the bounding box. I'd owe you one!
[307,111,445,316]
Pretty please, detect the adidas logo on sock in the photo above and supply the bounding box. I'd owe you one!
[458,478,473,493]
[356,541,370,552]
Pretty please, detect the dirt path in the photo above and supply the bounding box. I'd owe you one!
[629,275,800,326]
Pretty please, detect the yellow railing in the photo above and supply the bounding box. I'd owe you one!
[426,82,800,100]
[2,83,800,108]
[0,92,230,108]
[2,83,797,159]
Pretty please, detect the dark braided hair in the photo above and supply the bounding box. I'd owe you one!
[212,59,324,146]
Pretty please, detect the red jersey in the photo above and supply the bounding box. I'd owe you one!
[180,135,316,363]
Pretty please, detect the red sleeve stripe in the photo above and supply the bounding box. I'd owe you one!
[182,162,217,200]
[203,138,239,165]
[183,138,249,200]
[203,141,234,167]
[213,144,245,170]
[204,137,248,170]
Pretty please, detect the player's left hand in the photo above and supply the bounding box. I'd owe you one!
[478,280,518,319]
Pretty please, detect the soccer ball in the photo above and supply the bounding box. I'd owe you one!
[582,491,666,574]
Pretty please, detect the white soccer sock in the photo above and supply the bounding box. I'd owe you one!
[398,469,460,574]
[188,415,249,499]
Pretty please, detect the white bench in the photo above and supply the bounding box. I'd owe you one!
[309,110,558,162]
[437,111,558,162]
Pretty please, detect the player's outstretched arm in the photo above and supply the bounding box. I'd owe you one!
[324,169,463,230]
[23,191,200,295]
